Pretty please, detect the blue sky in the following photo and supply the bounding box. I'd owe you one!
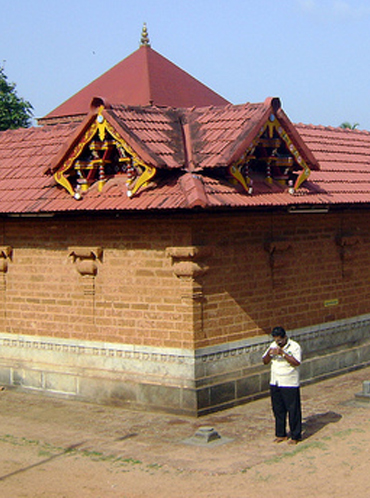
[1,0,370,129]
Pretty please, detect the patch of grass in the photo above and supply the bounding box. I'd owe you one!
[0,433,148,470]
[117,457,142,465]
[38,449,55,458]
[253,470,273,482]
[0,434,65,460]
[295,441,328,452]
[0,434,38,447]
[146,463,162,470]
[349,445,363,455]
[0,434,19,445]
[0,434,63,453]
[80,450,103,459]
[265,440,328,464]
[79,450,119,462]
[331,428,365,439]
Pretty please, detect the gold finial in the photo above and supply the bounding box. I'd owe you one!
[140,23,151,47]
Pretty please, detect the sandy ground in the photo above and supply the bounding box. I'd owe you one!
[0,367,370,497]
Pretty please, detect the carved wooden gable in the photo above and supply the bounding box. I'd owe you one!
[54,107,156,200]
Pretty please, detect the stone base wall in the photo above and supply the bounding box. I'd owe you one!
[1,314,369,416]
[195,314,370,414]
[0,332,197,415]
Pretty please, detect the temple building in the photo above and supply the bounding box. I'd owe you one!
[0,26,370,415]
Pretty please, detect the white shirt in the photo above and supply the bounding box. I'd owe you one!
[263,338,302,387]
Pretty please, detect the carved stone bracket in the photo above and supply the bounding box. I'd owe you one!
[166,246,211,280]
[69,247,103,276]
[264,240,292,270]
[336,235,361,278]
[336,235,361,262]
[0,246,12,274]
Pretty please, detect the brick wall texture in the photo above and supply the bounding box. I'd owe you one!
[0,209,369,350]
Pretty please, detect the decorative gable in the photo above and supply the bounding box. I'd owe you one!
[229,112,313,195]
[50,98,321,209]
[54,107,156,199]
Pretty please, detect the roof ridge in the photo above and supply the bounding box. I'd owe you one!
[179,111,195,172]
[296,122,370,135]
[142,44,154,105]
[179,172,208,208]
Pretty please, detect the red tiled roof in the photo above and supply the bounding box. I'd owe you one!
[107,105,185,169]
[0,124,79,214]
[2,99,370,215]
[186,99,319,171]
[41,46,230,123]
[295,124,370,202]
[188,102,268,169]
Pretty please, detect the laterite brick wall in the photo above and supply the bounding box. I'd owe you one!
[0,215,195,349]
[1,209,370,352]
[193,209,370,348]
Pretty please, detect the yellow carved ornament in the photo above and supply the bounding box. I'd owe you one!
[54,111,157,199]
[229,115,311,194]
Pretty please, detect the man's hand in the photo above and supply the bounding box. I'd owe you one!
[269,346,283,356]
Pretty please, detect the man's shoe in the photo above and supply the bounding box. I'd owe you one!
[288,438,299,445]
[273,437,287,443]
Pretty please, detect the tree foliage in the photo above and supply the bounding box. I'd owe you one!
[339,121,359,130]
[0,67,33,131]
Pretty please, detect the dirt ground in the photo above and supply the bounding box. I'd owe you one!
[1,367,370,497]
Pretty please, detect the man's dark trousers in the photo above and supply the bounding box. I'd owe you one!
[270,385,302,440]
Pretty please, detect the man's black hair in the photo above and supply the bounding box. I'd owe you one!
[271,326,286,338]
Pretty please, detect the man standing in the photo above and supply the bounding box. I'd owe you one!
[262,326,302,444]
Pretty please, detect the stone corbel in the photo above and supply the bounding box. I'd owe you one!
[166,246,211,280]
[336,235,361,247]
[335,235,361,277]
[69,247,103,276]
[264,240,292,270]
[0,246,13,273]
[336,235,361,263]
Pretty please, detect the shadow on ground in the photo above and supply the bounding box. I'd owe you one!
[0,442,86,482]
[302,411,342,439]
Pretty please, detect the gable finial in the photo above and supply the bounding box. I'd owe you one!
[140,23,151,47]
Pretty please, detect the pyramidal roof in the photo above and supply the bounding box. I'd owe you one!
[41,25,230,124]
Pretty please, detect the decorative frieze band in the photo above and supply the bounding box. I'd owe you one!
[0,334,191,365]
[1,314,369,372]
